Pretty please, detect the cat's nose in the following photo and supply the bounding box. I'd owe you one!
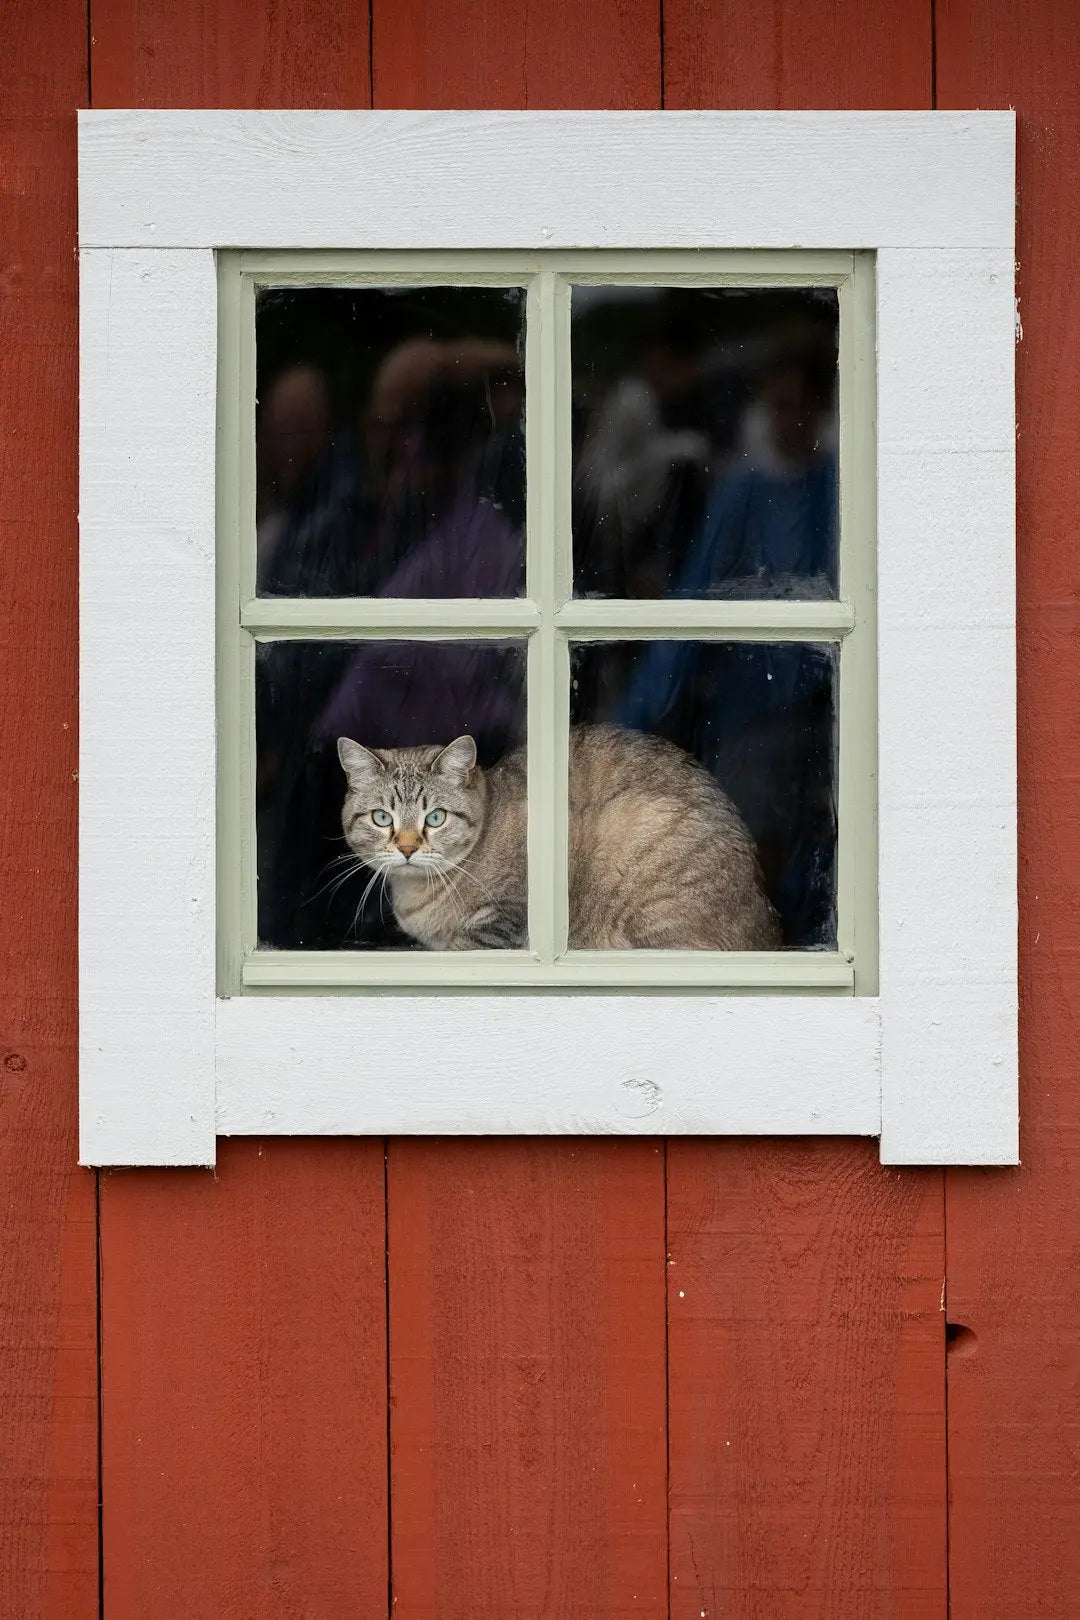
[395,832,422,858]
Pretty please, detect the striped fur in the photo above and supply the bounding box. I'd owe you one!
[338,725,780,951]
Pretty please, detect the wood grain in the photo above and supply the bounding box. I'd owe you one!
[89,0,372,108]
[99,1140,389,1618]
[663,0,930,109]
[373,0,659,108]
[90,9,391,1616]
[667,1143,946,1617]
[663,3,947,1612]
[388,1140,668,1614]
[79,109,1014,252]
[937,0,1080,1610]
[0,1,98,1614]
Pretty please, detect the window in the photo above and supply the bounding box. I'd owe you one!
[220,251,875,993]
[79,110,1016,1165]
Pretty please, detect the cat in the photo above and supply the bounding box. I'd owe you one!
[337,724,781,951]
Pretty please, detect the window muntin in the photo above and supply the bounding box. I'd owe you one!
[219,250,876,994]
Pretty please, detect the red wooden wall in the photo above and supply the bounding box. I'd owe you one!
[1,0,1077,1613]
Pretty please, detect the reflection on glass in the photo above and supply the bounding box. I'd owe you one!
[256,287,526,598]
[256,639,526,949]
[570,641,837,948]
[571,287,839,600]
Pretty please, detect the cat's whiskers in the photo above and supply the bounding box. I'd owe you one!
[305,853,371,907]
[429,863,470,931]
[344,856,400,938]
[436,856,504,911]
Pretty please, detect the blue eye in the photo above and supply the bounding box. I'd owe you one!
[371,809,393,827]
[425,808,447,827]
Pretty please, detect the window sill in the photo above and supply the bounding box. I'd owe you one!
[239,949,856,993]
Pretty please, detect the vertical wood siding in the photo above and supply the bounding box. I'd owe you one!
[937,0,1080,1609]
[0,3,98,1616]
[1,0,1078,1614]
[99,1142,389,1616]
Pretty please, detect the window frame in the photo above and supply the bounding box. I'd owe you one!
[220,248,876,995]
[78,110,1016,1167]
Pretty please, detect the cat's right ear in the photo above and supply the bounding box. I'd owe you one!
[337,737,385,787]
[433,734,478,784]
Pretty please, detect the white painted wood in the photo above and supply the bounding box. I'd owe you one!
[77,112,1017,1166]
[876,247,1018,1164]
[78,110,1014,251]
[80,248,218,1165]
[876,250,1017,454]
[215,997,882,1137]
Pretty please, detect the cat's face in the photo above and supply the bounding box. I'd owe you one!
[338,735,486,877]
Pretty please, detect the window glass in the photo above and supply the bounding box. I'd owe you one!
[256,287,526,598]
[569,641,838,948]
[256,639,527,949]
[571,287,839,601]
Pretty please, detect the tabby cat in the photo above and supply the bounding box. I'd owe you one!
[337,724,780,950]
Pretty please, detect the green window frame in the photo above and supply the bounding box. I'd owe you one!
[217,249,877,995]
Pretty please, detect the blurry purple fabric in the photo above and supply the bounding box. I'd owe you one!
[313,497,525,751]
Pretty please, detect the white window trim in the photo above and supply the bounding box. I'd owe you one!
[78,110,1017,1167]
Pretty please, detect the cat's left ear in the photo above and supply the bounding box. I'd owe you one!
[433,735,477,784]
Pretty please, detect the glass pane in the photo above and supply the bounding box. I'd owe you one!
[256,639,527,950]
[569,641,837,948]
[256,287,526,598]
[571,287,839,600]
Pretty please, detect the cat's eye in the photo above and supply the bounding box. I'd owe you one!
[425,809,447,828]
[371,809,393,827]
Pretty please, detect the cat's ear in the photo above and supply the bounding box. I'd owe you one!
[432,735,478,784]
[338,737,385,787]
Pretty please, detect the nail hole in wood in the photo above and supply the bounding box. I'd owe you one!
[945,1321,977,1357]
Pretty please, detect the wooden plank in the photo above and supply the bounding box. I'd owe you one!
[373,0,659,108]
[388,1140,668,1614]
[89,5,389,1613]
[79,109,1014,251]
[667,1144,945,1617]
[90,0,372,108]
[0,2,98,1614]
[663,2,947,1611]
[663,0,930,109]
[99,1141,389,1617]
[374,14,670,1611]
[936,1,1080,1610]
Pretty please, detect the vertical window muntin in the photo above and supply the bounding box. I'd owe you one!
[218,250,875,994]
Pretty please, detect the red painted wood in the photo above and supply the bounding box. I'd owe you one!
[373,0,659,108]
[99,1141,389,1618]
[937,2,1080,1611]
[89,8,388,1617]
[662,4,947,1613]
[0,3,98,1615]
[667,1144,946,1616]
[663,0,931,109]
[388,1141,668,1614]
[90,0,372,108]
[373,12,669,1613]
